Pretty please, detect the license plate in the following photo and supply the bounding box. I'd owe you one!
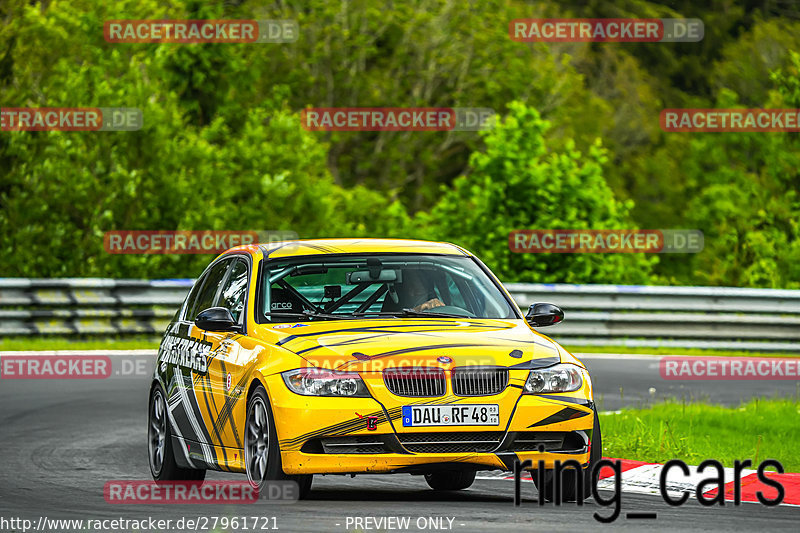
[402,404,499,427]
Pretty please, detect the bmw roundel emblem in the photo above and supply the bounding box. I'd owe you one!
[437,356,452,364]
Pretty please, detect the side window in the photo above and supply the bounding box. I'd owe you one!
[181,280,204,321]
[187,259,231,321]
[219,259,249,322]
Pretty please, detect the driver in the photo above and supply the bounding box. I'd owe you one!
[401,270,445,312]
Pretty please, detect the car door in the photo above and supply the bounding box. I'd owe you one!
[198,257,252,461]
[161,257,233,467]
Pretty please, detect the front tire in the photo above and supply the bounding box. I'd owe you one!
[245,385,312,499]
[148,384,206,482]
[534,410,601,502]
[424,470,476,491]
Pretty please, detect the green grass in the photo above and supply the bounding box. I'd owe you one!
[565,345,800,358]
[599,397,800,472]
[0,335,161,351]
[3,337,798,357]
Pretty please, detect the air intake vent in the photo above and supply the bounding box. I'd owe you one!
[383,367,446,397]
[397,431,504,453]
[452,367,509,396]
[319,436,389,454]
[508,431,586,453]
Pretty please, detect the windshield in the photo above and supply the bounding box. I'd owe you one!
[258,254,518,322]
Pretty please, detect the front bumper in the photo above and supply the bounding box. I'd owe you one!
[266,368,595,475]
[280,450,591,475]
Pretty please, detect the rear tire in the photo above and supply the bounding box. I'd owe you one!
[424,470,476,491]
[148,384,206,482]
[245,385,313,499]
[534,410,601,502]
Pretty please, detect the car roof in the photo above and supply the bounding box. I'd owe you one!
[253,238,470,259]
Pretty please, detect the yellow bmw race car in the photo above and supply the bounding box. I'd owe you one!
[147,239,600,500]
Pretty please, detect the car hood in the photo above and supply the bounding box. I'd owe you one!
[254,318,565,372]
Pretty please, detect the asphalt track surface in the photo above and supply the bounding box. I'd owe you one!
[0,353,798,532]
[579,353,800,412]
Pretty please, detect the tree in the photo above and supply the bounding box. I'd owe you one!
[416,101,656,284]
[678,54,800,288]
[0,0,409,278]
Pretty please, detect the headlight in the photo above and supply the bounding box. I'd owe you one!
[523,364,583,394]
[282,368,370,397]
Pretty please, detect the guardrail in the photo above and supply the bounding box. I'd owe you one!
[503,284,800,352]
[1,279,798,352]
[0,279,192,336]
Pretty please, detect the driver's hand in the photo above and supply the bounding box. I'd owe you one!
[414,298,445,312]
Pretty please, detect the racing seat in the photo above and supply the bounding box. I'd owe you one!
[380,286,405,313]
[381,276,437,313]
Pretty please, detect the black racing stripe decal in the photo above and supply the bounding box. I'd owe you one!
[495,452,519,471]
[358,340,557,359]
[182,372,216,446]
[486,336,559,348]
[509,356,561,370]
[278,407,389,449]
[192,354,248,452]
[285,243,338,254]
[277,395,425,448]
[527,407,591,428]
[267,242,345,256]
[262,243,285,257]
[205,359,243,451]
[214,368,248,448]
[308,243,347,254]
[330,340,542,364]
[368,343,488,359]
[294,333,394,355]
[536,395,594,407]
[173,369,217,465]
[279,395,465,450]
[171,400,200,440]
[199,370,229,467]
[275,322,467,346]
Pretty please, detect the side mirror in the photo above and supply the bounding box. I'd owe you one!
[525,303,564,327]
[195,307,239,332]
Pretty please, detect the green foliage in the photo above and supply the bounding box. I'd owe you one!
[0,0,798,287]
[0,0,407,277]
[229,0,612,210]
[600,398,800,471]
[677,55,800,289]
[416,102,655,284]
[711,17,800,107]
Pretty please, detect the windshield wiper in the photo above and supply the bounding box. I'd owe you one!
[353,309,469,319]
[399,308,471,318]
[351,311,402,318]
[264,310,356,321]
